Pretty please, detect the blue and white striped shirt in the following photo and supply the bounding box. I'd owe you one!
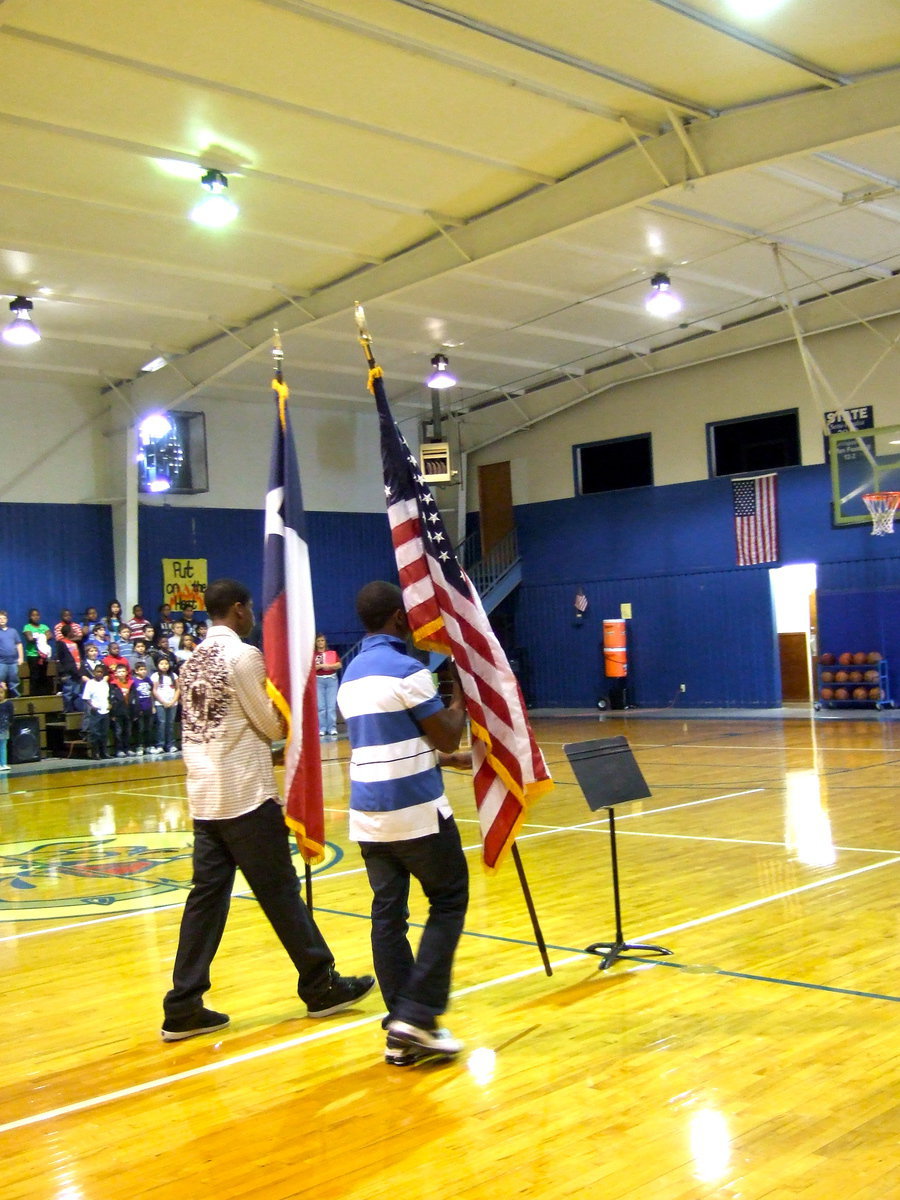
[337,634,450,842]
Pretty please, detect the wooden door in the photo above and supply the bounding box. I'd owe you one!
[478,460,513,556]
[779,631,811,701]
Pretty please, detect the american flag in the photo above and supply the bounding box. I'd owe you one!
[371,366,552,869]
[262,380,325,863]
[574,587,588,615]
[732,473,778,566]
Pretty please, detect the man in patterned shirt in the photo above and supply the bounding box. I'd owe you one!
[338,580,470,1065]
[161,577,373,1041]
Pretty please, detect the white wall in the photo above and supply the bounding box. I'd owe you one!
[0,381,387,513]
[4,316,899,517]
[0,378,112,504]
[465,316,900,508]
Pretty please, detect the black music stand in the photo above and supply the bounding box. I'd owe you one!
[564,736,673,971]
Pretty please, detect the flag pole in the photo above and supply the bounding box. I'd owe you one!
[354,302,552,974]
[511,843,553,976]
[271,328,315,916]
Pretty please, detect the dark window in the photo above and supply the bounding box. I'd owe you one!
[709,410,800,477]
[574,434,653,495]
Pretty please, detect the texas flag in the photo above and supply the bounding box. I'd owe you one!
[262,380,325,863]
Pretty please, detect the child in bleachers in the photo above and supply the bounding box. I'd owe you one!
[131,638,153,673]
[0,680,13,771]
[151,655,180,753]
[109,664,133,757]
[103,641,131,680]
[116,627,136,669]
[82,664,110,760]
[130,662,156,755]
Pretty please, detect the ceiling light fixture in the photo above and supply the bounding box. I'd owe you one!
[2,296,42,346]
[190,168,238,228]
[644,272,683,319]
[141,355,168,373]
[426,352,457,389]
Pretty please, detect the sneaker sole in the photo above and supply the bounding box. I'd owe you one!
[160,1018,230,1042]
[385,1048,451,1067]
[306,978,376,1018]
[385,1031,461,1056]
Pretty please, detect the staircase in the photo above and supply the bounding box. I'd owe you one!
[340,528,522,670]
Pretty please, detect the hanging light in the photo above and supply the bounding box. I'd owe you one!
[426,352,457,389]
[2,296,41,346]
[190,168,238,228]
[644,272,683,318]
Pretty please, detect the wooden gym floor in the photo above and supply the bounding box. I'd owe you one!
[1,714,897,1199]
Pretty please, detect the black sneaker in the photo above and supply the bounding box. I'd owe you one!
[386,1020,462,1055]
[161,1007,230,1042]
[306,973,375,1018]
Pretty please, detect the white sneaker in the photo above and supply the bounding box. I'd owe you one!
[0,764,10,772]
[386,1021,462,1056]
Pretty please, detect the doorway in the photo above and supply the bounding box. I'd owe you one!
[770,563,817,702]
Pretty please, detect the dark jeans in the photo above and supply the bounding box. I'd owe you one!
[132,709,154,750]
[360,813,468,1029]
[111,713,131,755]
[163,799,335,1019]
[87,711,109,757]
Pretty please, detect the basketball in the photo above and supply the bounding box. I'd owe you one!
[821,671,834,682]
[853,652,867,665]
[834,687,850,700]
[852,687,868,700]
[867,652,882,663]
[869,687,883,701]
[820,653,836,665]
[838,652,853,665]
[834,670,849,682]
[865,670,879,682]
[849,670,863,683]
[820,688,833,700]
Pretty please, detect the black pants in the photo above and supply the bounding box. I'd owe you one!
[164,799,334,1019]
[360,813,468,1029]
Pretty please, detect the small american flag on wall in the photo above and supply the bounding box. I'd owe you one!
[574,588,588,617]
[732,473,779,566]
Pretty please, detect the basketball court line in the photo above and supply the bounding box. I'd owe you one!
[627,956,900,1004]
[1,784,890,940]
[0,958,579,1137]
[3,847,899,1138]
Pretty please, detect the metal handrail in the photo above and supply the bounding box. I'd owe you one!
[340,529,520,667]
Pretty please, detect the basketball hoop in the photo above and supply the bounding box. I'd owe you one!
[862,492,900,535]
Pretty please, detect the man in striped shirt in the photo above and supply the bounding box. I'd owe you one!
[338,581,470,1065]
[161,577,374,1042]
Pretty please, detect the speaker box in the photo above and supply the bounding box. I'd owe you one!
[10,716,41,764]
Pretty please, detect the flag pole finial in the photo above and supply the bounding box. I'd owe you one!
[271,327,289,413]
[354,303,379,380]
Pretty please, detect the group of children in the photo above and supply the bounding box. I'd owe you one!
[0,598,208,764]
[81,655,181,760]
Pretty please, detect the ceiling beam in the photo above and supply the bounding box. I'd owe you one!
[130,70,900,412]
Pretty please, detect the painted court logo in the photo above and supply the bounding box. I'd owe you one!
[0,833,341,922]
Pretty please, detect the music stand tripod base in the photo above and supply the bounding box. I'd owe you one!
[584,939,673,972]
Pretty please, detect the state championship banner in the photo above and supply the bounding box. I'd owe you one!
[262,377,325,864]
[369,363,552,870]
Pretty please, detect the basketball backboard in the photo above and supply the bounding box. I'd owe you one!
[830,422,900,527]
